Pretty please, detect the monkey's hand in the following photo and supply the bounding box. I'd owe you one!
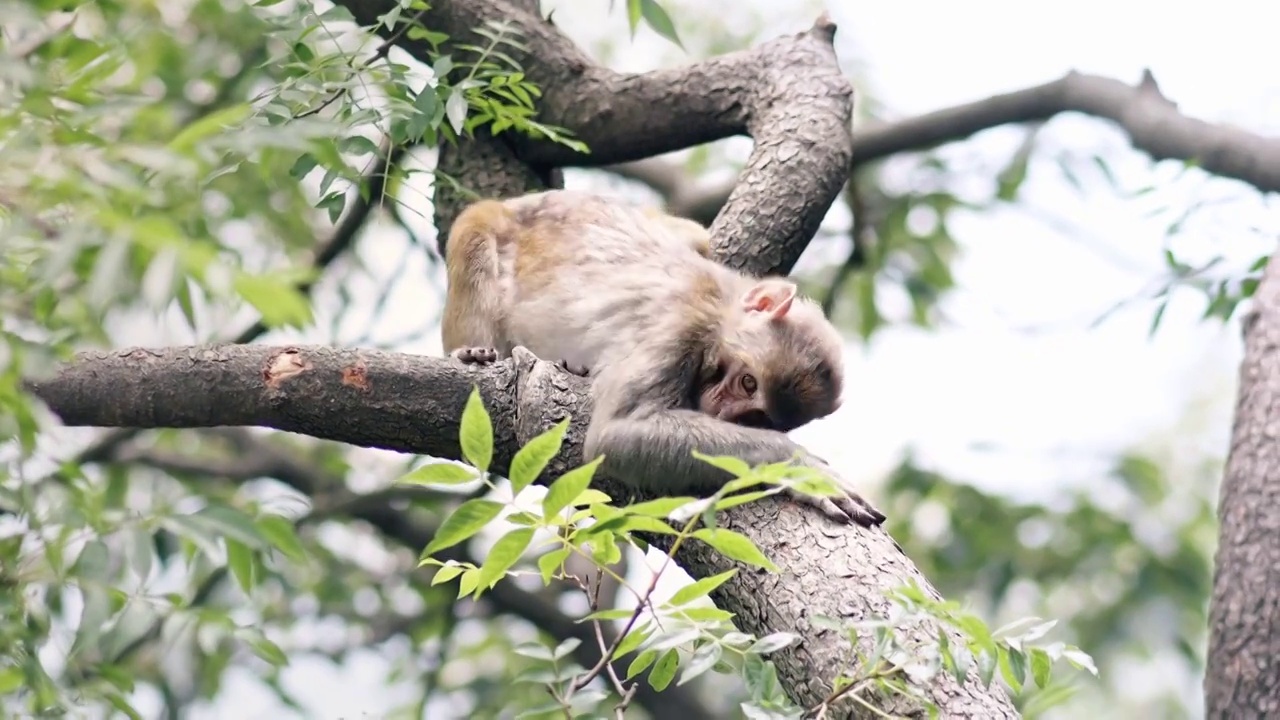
[557,359,591,377]
[787,458,886,527]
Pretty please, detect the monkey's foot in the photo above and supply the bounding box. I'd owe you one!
[451,346,500,366]
[785,486,887,528]
[557,359,591,377]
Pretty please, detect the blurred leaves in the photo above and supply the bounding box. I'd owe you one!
[881,448,1216,718]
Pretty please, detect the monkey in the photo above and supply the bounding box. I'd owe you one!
[641,206,713,258]
[440,190,885,527]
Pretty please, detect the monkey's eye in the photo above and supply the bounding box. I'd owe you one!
[740,374,757,395]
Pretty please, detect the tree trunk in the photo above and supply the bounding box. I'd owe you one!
[1205,245,1280,717]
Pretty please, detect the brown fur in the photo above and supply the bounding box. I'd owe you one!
[439,190,883,527]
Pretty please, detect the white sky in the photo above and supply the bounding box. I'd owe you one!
[117,0,1280,717]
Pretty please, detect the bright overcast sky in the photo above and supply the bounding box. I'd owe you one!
[164,0,1280,717]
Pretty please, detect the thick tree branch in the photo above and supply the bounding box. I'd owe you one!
[618,70,1280,224]
[63,143,405,469]
[1205,244,1280,714]
[342,0,851,275]
[28,345,1017,717]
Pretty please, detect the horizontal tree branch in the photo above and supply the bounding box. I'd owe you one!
[617,69,1280,224]
[27,344,1017,716]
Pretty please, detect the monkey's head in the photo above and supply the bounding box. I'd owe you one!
[700,278,845,432]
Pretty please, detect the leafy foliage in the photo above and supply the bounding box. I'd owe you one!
[404,390,1098,717]
[0,0,1247,717]
[882,450,1216,717]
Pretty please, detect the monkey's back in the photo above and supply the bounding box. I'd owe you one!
[504,191,729,372]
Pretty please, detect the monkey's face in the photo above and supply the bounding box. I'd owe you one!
[699,355,774,429]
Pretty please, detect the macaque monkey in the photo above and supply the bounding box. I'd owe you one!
[441,190,884,526]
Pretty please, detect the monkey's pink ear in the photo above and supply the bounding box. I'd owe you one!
[742,280,796,318]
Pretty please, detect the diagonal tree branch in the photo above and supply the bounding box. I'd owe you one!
[617,70,1280,224]
[342,0,851,275]
[27,345,1017,716]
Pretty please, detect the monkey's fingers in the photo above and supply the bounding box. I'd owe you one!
[833,492,887,527]
[451,346,500,366]
[557,359,591,377]
[784,488,853,524]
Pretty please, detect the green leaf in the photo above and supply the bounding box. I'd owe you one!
[713,490,775,511]
[638,0,682,48]
[125,527,153,582]
[0,666,22,693]
[431,564,465,585]
[998,646,1026,693]
[241,629,289,667]
[513,643,556,662]
[476,528,534,591]
[226,539,256,593]
[542,457,602,520]
[552,637,581,661]
[445,90,468,135]
[953,644,971,686]
[675,607,735,623]
[668,569,735,606]
[1029,648,1052,689]
[691,528,778,572]
[72,539,111,582]
[167,103,252,153]
[626,649,656,679]
[625,496,698,518]
[537,547,570,583]
[747,632,799,655]
[105,693,143,720]
[1062,647,1098,676]
[72,585,112,656]
[193,505,266,547]
[256,515,307,563]
[614,626,651,659]
[625,0,643,34]
[457,568,480,598]
[509,418,569,493]
[976,648,996,688]
[691,451,752,478]
[583,608,635,622]
[398,462,477,487]
[233,273,313,329]
[422,499,504,557]
[679,643,721,686]
[459,387,493,472]
[647,648,679,691]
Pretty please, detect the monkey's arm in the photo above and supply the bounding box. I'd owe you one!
[586,397,885,527]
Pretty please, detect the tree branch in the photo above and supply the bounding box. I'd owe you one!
[341,0,851,275]
[617,70,1280,225]
[1205,244,1280,714]
[28,345,1017,716]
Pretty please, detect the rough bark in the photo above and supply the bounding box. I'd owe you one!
[1205,246,1280,717]
[615,69,1280,224]
[29,345,1017,717]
